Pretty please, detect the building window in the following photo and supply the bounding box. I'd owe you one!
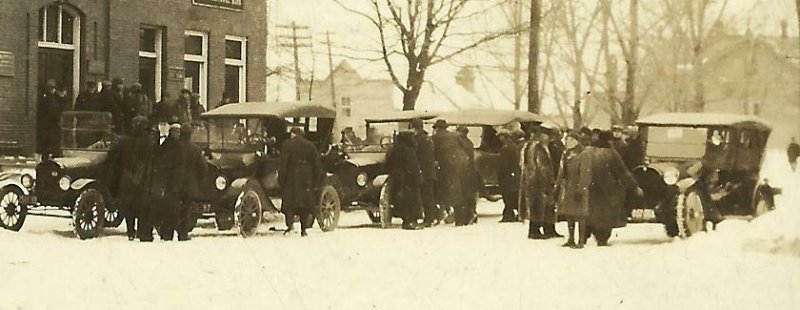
[341,97,352,117]
[139,27,163,102]
[224,35,247,104]
[38,4,81,100]
[184,31,208,108]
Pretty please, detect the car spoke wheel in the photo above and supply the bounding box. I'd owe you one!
[103,199,123,228]
[676,191,705,239]
[366,210,382,224]
[0,186,27,231]
[73,188,106,240]
[378,184,392,229]
[236,190,262,238]
[317,184,341,232]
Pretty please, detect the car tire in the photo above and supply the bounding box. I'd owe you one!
[236,190,262,238]
[676,190,705,239]
[73,188,106,240]
[103,198,124,228]
[0,186,27,231]
[317,184,341,232]
[378,183,392,229]
[366,210,382,224]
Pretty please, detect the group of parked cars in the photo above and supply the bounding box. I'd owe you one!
[0,101,780,240]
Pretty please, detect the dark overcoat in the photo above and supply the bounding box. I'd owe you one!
[279,135,322,212]
[414,130,437,183]
[106,128,152,210]
[151,101,180,124]
[386,132,423,219]
[586,147,638,229]
[143,135,185,201]
[36,91,64,155]
[521,141,557,223]
[497,139,521,194]
[181,139,208,202]
[458,135,481,196]
[433,130,470,207]
[555,146,592,219]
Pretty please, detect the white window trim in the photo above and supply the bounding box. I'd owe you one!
[38,4,80,100]
[225,35,247,103]
[139,27,163,102]
[184,30,208,108]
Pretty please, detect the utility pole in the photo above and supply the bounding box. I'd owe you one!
[512,0,523,110]
[527,0,541,113]
[324,31,337,107]
[276,22,311,101]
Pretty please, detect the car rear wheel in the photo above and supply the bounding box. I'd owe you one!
[236,190,262,238]
[103,199,123,228]
[676,190,705,239]
[73,188,106,240]
[378,183,392,229]
[0,186,27,231]
[317,184,341,232]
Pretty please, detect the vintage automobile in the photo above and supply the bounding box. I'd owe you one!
[0,111,122,239]
[430,109,544,201]
[628,112,780,238]
[0,156,37,231]
[195,102,341,237]
[324,110,440,227]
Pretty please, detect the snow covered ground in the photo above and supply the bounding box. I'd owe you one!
[2,150,799,310]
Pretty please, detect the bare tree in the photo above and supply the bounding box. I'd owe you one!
[334,0,522,110]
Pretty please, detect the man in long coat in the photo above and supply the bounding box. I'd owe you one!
[106,116,152,240]
[456,125,480,225]
[177,124,207,240]
[410,119,439,226]
[279,127,322,237]
[432,119,470,226]
[497,129,522,223]
[521,130,557,239]
[36,79,64,160]
[586,133,642,246]
[554,131,592,248]
[386,131,424,230]
[140,119,185,242]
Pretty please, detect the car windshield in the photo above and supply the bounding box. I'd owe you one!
[197,117,284,152]
[343,122,405,153]
[646,126,708,159]
[60,112,116,151]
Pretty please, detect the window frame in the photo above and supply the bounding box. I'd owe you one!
[184,30,209,108]
[224,35,247,103]
[139,26,163,102]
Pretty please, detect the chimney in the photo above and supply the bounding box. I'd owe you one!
[781,20,788,39]
[455,66,475,92]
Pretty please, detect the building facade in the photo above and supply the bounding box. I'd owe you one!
[0,0,267,153]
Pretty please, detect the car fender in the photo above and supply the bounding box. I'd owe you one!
[371,174,388,188]
[70,178,98,191]
[0,179,30,196]
[675,177,697,193]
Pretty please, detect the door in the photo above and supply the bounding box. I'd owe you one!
[38,48,73,97]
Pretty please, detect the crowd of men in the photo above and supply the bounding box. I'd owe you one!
[384,119,645,248]
[36,78,215,160]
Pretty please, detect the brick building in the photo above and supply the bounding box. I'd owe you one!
[0,0,267,154]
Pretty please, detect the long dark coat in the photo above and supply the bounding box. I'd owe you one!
[458,135,481,196]
[36,91,64,155]
[433,130,470,207]
[414,130,437,183]
[126,91,152,119]
[151,101,180,124]
[181,138,208,202]
[106,127,152,209]
[497,139,521,194]
[98,89,125,134]
[586,147,638,229]
[74,90,97,111]
[521,141,557,223]
[143,135,185,201]
[279,135,322,212]
[386,132,423,220]
[555,146,592,219]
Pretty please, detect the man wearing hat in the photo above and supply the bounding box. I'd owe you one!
[520,128,558,238]
[432,119,471,226]
[456,125,480,224]
[140,117,185,242]
[176,123,207,240]
[409,118,440,226]
[279,127,322,236]
[497,129,522,222]
[554,130,592,248]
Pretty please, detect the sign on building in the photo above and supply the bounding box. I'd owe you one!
[0,51,14,77]
[192,0,243,11]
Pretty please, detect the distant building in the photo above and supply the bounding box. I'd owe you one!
[0,0,267,153]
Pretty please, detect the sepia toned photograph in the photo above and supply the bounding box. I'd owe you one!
[0,0,798,309]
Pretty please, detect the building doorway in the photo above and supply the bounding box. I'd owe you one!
[37,3,80,99]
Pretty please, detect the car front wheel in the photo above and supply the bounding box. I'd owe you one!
[676,190,705,238]
[236,190,262,238]
[73,188,106,240]
[317,184,341,232]
[0,186,27,231]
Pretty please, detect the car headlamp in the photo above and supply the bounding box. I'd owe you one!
[58,176,71,191]
[356,172,368,187]
[21,174,35,188]
[215,176,227,191]
[663,168,679,185]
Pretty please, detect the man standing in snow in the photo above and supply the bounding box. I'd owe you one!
[140,118,185,242]
[279,127,322,237]
[788,137,799,172]
[521,129,558,239]
[497,129,522,223]
[432,119,471,226]
[410,118,440,226]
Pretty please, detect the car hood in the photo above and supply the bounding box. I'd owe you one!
[52,155,104,169]
[345,152,385,167]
